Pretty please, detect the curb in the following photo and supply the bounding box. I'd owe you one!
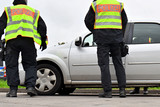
[0,88,122,93]
[0,88,160,94]
[0,88,26,93]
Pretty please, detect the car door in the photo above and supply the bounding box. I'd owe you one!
[126,23,160,81]
[69,33,121,82]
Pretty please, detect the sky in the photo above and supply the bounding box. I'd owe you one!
[0,0,160,47]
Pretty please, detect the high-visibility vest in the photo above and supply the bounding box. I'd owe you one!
[91,0,123,29]
[4,5,48,45]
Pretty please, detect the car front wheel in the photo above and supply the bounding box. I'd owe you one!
[35,64,62,95]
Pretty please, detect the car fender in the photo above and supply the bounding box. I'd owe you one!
[37,53,72,84]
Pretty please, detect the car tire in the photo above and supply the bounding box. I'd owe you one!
[58,87,76,95]
[35,64,62,95]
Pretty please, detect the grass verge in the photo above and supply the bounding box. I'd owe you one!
[0,79,160,90]
[0,79,25,88]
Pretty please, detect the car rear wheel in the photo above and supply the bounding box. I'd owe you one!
[35,64,62,95]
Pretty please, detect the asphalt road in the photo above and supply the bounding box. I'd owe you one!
[0,89,160,107]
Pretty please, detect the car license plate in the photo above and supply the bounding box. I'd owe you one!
[0,72,4,77]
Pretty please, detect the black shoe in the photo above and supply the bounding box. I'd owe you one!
[119,88,126,98]
[143,90,148,95]
[6,90,17,97]
[99,91,112,98]
[26,87,37,97]
[130,90,140,94]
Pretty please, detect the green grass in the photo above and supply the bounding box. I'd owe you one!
[148,87,160,90]
[0,79,9,88]
[0,79,25,88]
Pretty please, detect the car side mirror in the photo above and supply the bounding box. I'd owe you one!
[75,37,82,46]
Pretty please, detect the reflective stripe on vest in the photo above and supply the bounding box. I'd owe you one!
[5,5,43,45]
[92,0,123,29]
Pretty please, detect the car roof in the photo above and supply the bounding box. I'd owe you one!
[129,20,160,24]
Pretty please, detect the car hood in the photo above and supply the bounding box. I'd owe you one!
[37,41,72,59]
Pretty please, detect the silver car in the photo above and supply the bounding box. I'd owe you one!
[19,22,160,95]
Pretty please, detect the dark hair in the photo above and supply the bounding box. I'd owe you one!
[13,0,27,5]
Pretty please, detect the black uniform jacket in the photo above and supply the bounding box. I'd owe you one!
[85,5,128,44]
[0,10,47,41]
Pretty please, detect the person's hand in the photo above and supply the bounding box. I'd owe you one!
[40,41,47,51]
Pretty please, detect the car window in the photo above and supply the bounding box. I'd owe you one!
[82,34,96,47]
[132,23,160,44]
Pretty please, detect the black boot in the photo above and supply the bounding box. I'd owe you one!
[130,87,140,94]
[6,90,17,97]
[99,91,112,98]
[26,87,37,97]
[119,88,126,98]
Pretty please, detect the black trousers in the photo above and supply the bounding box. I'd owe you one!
[97,43,126,92]
[5,36,37,90]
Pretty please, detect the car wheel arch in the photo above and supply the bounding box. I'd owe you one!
[37,60,63,79]
[37,60,72,84]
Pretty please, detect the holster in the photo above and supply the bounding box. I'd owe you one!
[120,42,129,57]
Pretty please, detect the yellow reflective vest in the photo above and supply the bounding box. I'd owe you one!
[4,5,47,45]
[92,0,123,29]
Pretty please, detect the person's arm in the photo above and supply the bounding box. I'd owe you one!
[37,16,47,41]
[84,6,95,32]
[121,9,128,36]
[0,11,7,39]
[37,16,47,51]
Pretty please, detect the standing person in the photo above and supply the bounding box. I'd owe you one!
[85,0,128,98]
[0,0,48,97]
